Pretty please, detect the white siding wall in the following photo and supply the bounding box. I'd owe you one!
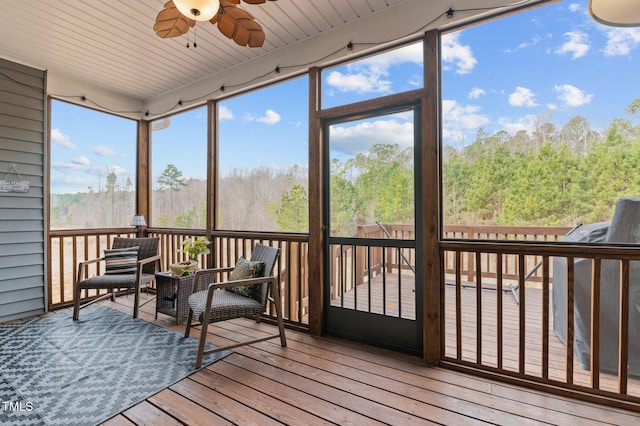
[0,58,46,322]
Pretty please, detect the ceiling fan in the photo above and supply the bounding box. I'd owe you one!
[154,0,277,48]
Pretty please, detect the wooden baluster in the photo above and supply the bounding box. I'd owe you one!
[518,254,526,374]
[590,257,601,389]
[455,250,462,360]
[496,252,503,370]
[619,259,630,394]
[566,256,575,385]
[541,255,550,379]
[476,251,482,364]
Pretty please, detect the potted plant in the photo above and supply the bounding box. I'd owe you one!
[169,236,211,276]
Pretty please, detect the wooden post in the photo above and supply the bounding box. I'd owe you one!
[207,99,217,267]
[308,67,324,335]
[422,30,441,365]
[136,119,150,234]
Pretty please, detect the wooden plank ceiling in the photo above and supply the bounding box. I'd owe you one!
[0,0,544,117]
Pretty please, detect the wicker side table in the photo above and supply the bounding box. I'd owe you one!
[155,272,195,324]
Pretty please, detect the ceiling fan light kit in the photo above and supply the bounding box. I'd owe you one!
[588,0,640,27]
[174,0,220,21]
[154,0,277,48]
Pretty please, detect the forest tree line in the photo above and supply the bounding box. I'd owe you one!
[50,99,640,232]
[444,101,640,226]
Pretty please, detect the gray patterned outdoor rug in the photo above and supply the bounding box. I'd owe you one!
[0,304,229,425]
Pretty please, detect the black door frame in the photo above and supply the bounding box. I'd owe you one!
[321,102,424,356]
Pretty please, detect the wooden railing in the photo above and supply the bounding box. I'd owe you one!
[48,228,137,307]
[49,224,640,408]
[49,225,569,324]
[351,223,572,285]
[442,225,573,284]
[48,228,309,328]
[204,230,309,326]
[440,240,640,409]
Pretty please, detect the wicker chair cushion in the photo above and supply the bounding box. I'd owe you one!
[112,237,159,275]
[104,246,138,274]
[188,288,263,321]
[225,257,265,298]
[77,273,155,290]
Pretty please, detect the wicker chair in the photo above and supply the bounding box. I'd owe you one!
[73,237,161,320]
[185,243,287,368]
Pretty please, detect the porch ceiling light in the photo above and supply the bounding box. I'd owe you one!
[173,0,220,21]
[588,0,640,27]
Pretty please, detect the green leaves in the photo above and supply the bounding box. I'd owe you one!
[272,184,309,232]
[180,236,211,260]
[157,164,187,192]
[330,143,414,236]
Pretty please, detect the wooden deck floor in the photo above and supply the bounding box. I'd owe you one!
[334,272,640,399]
[74,293,640,425]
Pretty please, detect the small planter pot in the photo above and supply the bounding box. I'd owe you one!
[169,260,198,277]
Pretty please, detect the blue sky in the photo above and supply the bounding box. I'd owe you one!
[441,1,640,147]
[50,1,640,194]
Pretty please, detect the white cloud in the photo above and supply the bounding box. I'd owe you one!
[325,70,392,94]
[57,176,90,185]
[73,155,90,166]
[603,28,640,56]
[468,88,486,99]
[94,145,122,157]
[359,43,423,70]
[555,31,590,59]
[257,109,281,125]
[52,155,91,172]
[218,105,234,120]
[441,99,490,146]
[325,43,422,94]
[510,35,542,52]
[509,86,538,107]
[520,35,541,49]
[104,165,128,175]
[498,115,538,134]
[51,128,76,150]
[554,84,593,107]
[568,3,581,13]
[441,32,477,74]
[330,119,413,156]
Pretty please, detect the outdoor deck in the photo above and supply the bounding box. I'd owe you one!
[335,273,640,399]
[76,293,640,425]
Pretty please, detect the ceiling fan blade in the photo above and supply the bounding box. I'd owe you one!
[223,0,278,4]
[154,0,195,38]
[215,6,266,47]
[241,0,278,4]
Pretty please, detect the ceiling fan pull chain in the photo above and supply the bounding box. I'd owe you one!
[194,26,198,48]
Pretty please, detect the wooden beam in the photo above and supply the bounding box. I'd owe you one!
[207,100,217,266]
[136,119,150,224]
[46,95,52,311]
[422,29,441,365]
[307,67,323,335]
